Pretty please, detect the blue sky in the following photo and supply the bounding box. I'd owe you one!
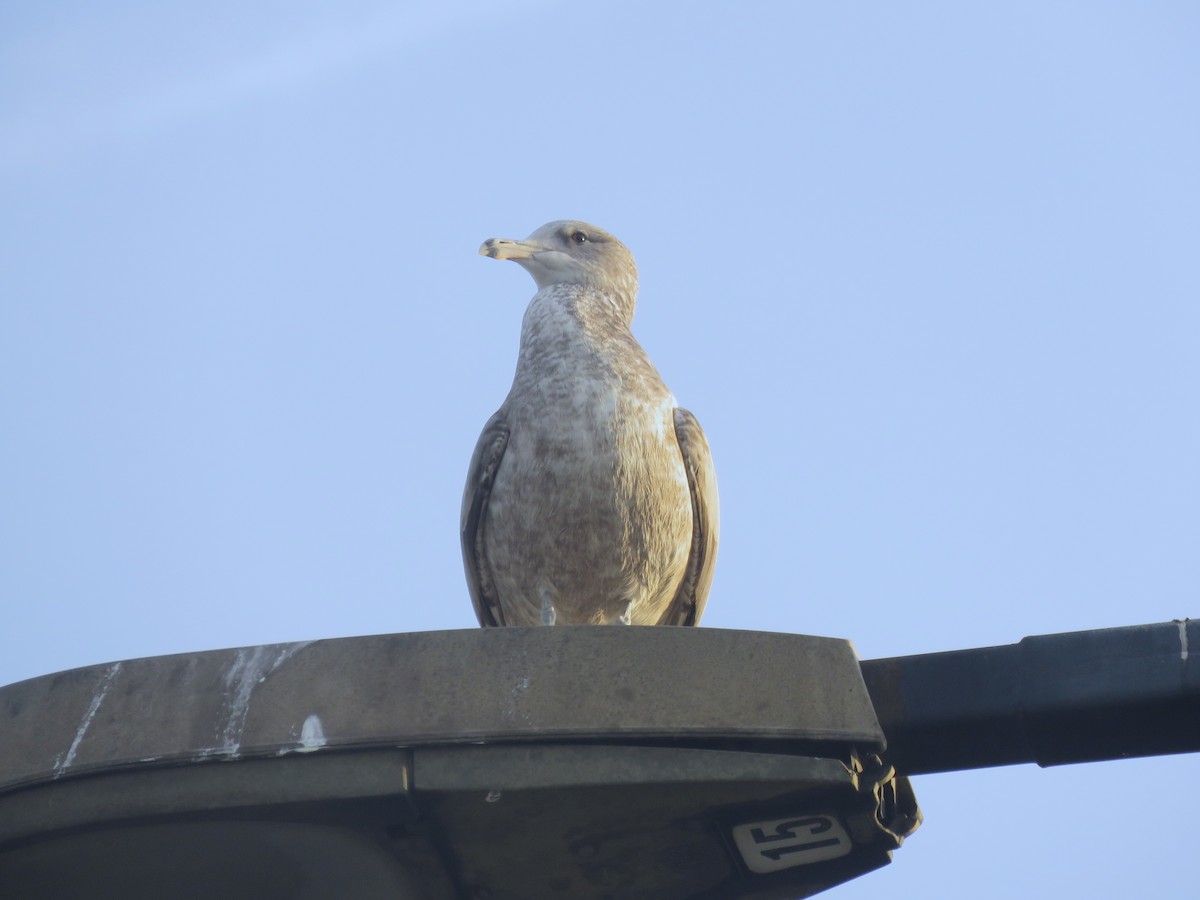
[2,1,1198,896]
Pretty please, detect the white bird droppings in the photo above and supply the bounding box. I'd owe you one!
[297,713,327,752]
[54,661,123,777]
[216,641,311,756]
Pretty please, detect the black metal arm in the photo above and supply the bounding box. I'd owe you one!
[860,619,1200,774]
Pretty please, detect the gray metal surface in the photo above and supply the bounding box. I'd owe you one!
[0,627,898,899]
[413,744,895,900]
[0,743,905,900]
[0,627,882,795]
[1,820,432,900]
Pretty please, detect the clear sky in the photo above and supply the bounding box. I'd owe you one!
[2,1,1197,896]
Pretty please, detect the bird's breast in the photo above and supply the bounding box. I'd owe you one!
[484,297,693,623]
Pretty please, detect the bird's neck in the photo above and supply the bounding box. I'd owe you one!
[512,285,651,388]
[525,284,634,341]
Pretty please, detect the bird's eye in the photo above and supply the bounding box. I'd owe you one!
[570,231,587,244]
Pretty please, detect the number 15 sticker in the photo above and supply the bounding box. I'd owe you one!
[731,814,853,873]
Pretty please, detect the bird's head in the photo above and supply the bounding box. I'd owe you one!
[480,220,639,315]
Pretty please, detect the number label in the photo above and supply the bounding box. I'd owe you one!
[731,814,852,873]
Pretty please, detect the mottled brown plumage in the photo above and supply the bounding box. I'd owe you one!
[462,220,718,627]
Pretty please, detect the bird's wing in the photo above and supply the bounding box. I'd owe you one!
[663,407,720,626]
[460,410,510,627]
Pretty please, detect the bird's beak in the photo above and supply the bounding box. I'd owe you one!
[479,237,546,260]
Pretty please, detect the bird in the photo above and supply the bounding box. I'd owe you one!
[461,220,718,627]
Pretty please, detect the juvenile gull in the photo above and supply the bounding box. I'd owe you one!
[461,220,718,627]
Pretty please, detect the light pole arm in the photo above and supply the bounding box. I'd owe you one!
[860,619,1200,775]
